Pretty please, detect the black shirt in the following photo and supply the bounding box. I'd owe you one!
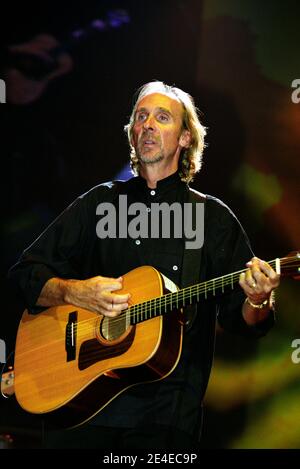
[8,171,274,438]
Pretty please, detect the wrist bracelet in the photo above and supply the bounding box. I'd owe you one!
[246,297,269,309]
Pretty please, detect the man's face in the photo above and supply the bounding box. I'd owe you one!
[132,93,189,167]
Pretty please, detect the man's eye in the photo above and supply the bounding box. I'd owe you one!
[157,114,169,122]
[136,113,147,122]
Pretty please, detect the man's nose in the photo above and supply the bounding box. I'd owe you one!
[143,115,155,130]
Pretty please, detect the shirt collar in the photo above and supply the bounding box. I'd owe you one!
[134,170,184,194]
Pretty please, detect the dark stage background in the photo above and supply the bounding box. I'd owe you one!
[0,0,299,449]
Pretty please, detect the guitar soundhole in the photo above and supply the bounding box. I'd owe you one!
[101,311,130,341]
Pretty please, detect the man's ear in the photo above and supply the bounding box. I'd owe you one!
[179,129,192,148]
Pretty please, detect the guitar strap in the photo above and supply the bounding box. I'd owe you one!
[180,186,206,332]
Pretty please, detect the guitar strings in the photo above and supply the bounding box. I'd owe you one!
[15,260,296,365]
[18,265,247,353]
[64,256,299,344]
[65,256,296,332]
[16,257,298,356]
[16,256,297,351]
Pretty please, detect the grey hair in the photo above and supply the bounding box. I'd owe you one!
[124,81,207,183]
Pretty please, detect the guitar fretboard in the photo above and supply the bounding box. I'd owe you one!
[130,269,243,325]
[129,255,299,325]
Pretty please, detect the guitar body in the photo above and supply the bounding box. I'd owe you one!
[14,266,183,428]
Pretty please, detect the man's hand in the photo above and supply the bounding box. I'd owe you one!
[239,257,280,305]
[239,257,280,325]
[38,276,130,317]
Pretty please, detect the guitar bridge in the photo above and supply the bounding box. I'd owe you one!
[65,311,77,362]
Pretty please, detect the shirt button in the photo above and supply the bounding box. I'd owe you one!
[172,265,178,271]
[146,207,151,212]
[135,240,141,245]
[150,190,156,196]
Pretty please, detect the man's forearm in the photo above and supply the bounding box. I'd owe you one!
[36,275,130,316]
[37,277,76,307]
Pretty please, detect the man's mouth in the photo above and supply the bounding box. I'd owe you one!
[142,139,156,146]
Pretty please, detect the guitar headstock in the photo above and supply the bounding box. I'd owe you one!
[280,251,300,280]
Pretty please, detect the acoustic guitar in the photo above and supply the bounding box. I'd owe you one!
[13,252,299,428]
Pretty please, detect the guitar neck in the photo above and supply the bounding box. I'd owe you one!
[129,255,299,325]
